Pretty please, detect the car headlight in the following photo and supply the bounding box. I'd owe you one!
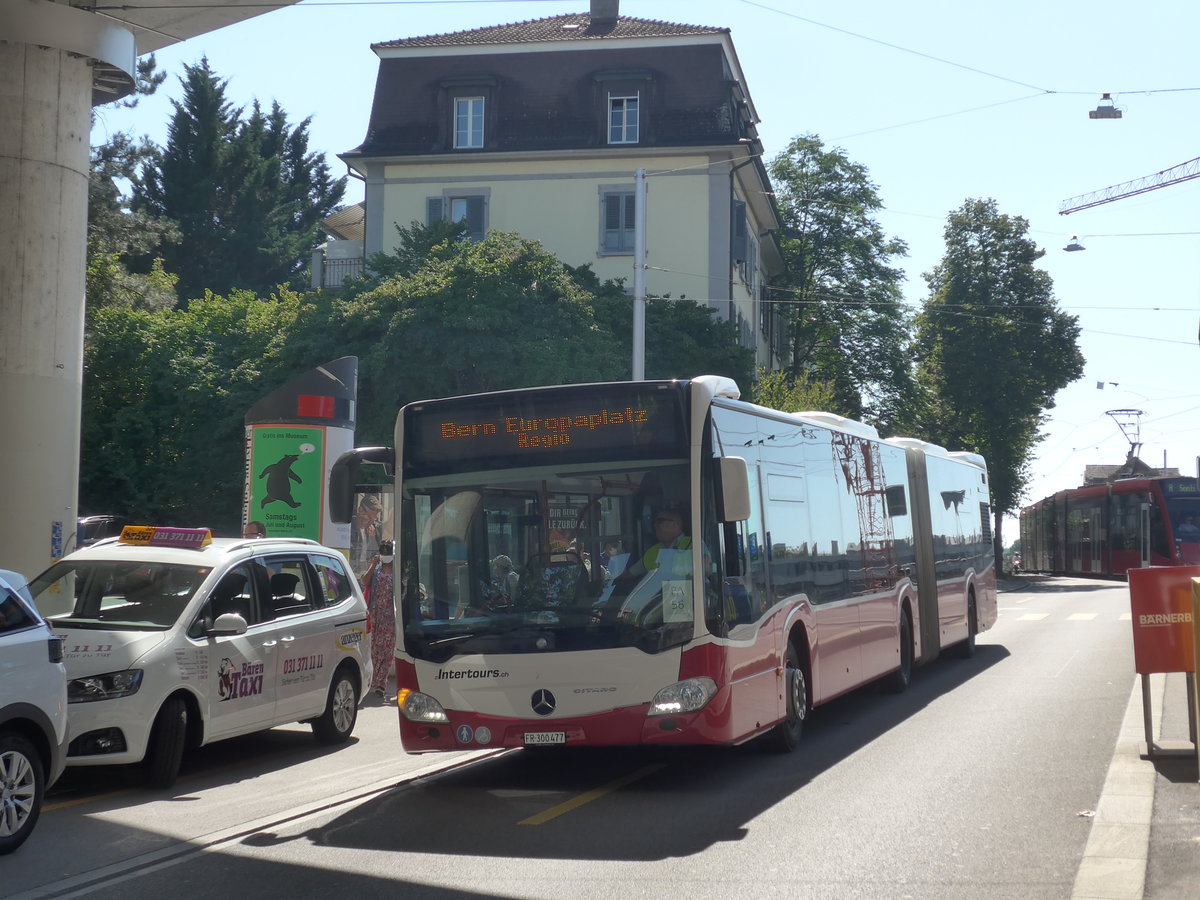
[397,689,450,723]
[648,677,717,716]
[68,669,144,703]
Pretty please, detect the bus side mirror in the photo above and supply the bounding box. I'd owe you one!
[718,456,750,522]
[329,447,395,523]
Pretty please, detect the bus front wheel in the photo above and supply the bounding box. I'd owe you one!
[769,642,807,753]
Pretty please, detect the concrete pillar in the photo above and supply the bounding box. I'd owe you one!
[0,42,92,577]
[1,0,135,579]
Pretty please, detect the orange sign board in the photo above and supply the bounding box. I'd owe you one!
[1127,566,1200,674]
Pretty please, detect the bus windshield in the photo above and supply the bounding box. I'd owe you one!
[399,459,697,662]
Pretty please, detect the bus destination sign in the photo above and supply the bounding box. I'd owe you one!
[442,405,649,450]
[405,384,686,471]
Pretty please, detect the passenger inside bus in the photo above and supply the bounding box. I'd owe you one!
[1176,516,1200,538]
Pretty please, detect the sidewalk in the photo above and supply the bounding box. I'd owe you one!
[1070,671,1198,900]
[997,575,1198,899]
[1143,672,1199,899]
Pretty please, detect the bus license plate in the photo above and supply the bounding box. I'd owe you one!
[523,732,566,746]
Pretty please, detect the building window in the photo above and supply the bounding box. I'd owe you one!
[454,97,484,149]
[427,193,487,242]
[608,93,639,144]
[601,191,636,253]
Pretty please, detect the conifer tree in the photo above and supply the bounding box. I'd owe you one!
[132,58,345,302]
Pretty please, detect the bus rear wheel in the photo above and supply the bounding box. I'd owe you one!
[769,642,807,753]
[953,592,978,659]
[884,611,914,693]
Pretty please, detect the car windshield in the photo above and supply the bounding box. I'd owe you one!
[400,460,697,662]
[29,560,212,631]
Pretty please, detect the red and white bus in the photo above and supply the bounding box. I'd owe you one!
[331,376,997,753]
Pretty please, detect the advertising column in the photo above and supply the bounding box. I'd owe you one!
[243,357,357,549]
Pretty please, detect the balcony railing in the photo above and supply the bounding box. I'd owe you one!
[314,255,365,289]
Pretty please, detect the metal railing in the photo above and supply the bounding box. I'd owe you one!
[316,256,364,288]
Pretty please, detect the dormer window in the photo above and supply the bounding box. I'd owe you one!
[608,93,639,144]
[454,97,485,149]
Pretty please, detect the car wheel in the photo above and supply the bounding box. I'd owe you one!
[144,696,188,789]
[768,641,807,753]
[0,732,45,855]
[312,668,358,744]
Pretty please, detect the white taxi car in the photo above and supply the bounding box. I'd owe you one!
[0,570,67,854]
[27,527,371,789]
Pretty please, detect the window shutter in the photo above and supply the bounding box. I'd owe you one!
[731,199,748,263]
[603,195,621,250]
[466,196,485,240]
[426,198,444,224]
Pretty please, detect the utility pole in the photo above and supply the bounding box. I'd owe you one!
[632,168,647,381]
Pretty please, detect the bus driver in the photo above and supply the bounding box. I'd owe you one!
[622,506,694,580]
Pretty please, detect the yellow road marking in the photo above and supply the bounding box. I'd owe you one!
[518,763,665,826]
[1067,613,1099,621]
[45,790,129,812]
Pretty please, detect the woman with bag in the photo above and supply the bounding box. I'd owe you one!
[362,540,396,700]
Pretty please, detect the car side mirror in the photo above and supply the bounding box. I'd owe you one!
[210,612,248,636]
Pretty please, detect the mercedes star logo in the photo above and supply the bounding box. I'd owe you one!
[531,689,556,716]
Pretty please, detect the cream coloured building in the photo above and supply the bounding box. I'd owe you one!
[334,1,785,369]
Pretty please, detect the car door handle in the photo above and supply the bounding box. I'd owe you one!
[262,639,278,648]
[280,635,295,644]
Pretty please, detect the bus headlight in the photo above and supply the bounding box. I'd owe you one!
[397,689,450,723]
[648,677,717,716]
[68,669,143,703]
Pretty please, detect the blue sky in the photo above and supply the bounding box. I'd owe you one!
[91,0,1200,540]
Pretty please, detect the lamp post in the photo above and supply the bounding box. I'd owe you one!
[632,168,647,380]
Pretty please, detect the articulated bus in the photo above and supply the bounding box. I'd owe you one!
[330,377,997,753]
[1019,476,1200,578]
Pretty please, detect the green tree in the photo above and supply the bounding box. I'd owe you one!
[88,55,179,312]
[361,218,471,285]
[913,198,1085,561]
[768,134,917,429]
[80,287,338,532]
[342,231,625,443]
[132,58,345,302]
[574,265,755,389]
[750,367,837,413]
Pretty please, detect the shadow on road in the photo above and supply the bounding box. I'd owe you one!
[264,645,1013,863]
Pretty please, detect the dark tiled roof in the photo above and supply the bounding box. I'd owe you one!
[373,14,727,50]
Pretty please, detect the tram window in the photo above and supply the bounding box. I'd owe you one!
[885,485,907,517]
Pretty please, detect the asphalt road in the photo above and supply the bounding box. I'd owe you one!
[8,577,1177,900]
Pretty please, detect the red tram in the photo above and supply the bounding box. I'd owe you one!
[1019,476,1200,577]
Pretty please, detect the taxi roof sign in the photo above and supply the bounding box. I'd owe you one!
[118,526,213,549]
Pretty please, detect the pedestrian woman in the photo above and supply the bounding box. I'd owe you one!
[362,539,396,700]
